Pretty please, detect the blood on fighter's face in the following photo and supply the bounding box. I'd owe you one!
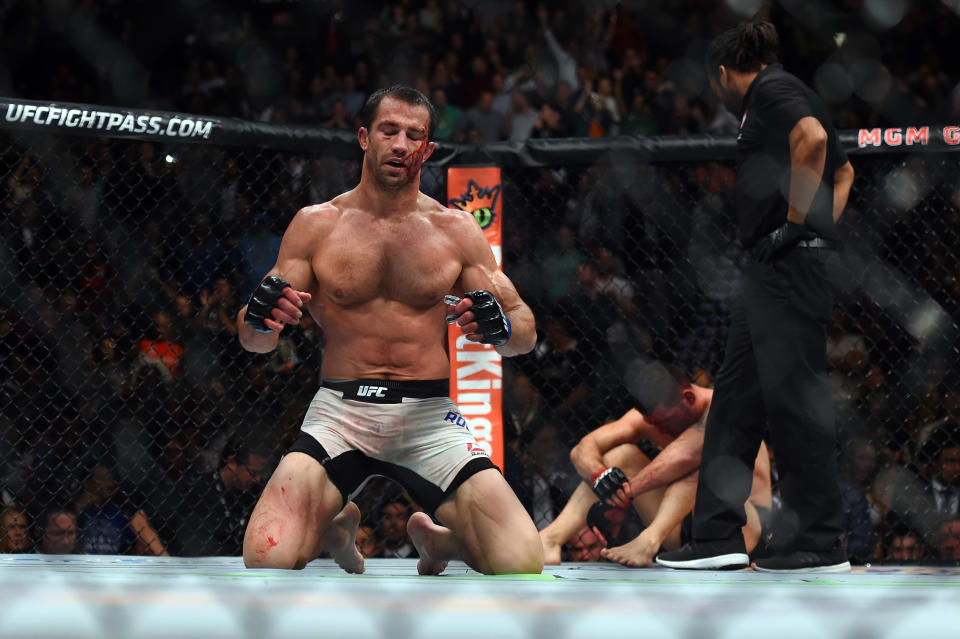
[365,97,433,186]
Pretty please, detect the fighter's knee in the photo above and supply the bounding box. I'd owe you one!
[483,536,545,575]
[242,524,311,570]
[243,545,308,570]
[601,443,638,467]
[487,552,544,575]
[514,549,545,575]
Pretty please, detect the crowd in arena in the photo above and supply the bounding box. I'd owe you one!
[7,1,960,137]
[2,0,960,563]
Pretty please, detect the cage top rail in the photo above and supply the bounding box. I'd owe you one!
[3,96,958,165]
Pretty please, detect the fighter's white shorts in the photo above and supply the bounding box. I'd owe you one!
[285,378,497,515]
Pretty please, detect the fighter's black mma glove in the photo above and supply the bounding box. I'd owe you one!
[751,221,816,264]
[463,290,512,346]
[244,275,291,333]
[591,466,630,504]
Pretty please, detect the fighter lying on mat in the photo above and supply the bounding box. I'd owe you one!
[540,361,771,566]
[236,85,543,576]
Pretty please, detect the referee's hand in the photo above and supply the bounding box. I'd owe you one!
[752,221,816,263]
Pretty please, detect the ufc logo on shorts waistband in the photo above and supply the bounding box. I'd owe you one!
[356,385,388,398]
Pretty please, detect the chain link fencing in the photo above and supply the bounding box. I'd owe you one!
[1,102,959,564]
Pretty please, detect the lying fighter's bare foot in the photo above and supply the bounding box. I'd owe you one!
[325,501,365,574]
[539,530,563,565]
[600,530,660,568]
[408,512,450,575]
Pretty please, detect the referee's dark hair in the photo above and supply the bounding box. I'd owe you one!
[705,20,780,80]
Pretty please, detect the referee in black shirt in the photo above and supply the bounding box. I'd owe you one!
[657,20,855,572]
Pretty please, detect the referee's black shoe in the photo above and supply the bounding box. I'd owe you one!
[752,547,850,573]
[655,537,749,570]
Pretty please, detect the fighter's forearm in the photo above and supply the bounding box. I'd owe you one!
[628,444,700,497]
[570,438,606,482]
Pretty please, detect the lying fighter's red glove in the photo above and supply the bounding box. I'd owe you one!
[591,466,631,507]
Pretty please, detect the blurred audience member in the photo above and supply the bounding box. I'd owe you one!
[37,508,78,554]
[195,277,240,343]
[75,463,169,556]
[135,310,185,382]
[521,313,608,441]
[375,494,417,559]
[172,214,227,297]
[0,505,30,553]
[882,512,928,562]
[504,91,538,141]
[238,213,282,300]
[167,434,269,556]
[838,436,881,562]
[936,519,960,561]
[67,161,105,237]
[431,87,462,141]
[927,428,960,518]
[515,422,572,530]
[458,91,504,144]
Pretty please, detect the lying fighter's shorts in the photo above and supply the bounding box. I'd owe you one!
[285,378,497,516]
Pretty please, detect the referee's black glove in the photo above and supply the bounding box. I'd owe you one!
[751,221,816,264]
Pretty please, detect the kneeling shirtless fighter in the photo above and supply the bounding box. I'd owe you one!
[237,85,543,575]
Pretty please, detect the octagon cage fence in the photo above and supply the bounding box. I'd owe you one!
[1,97,959,565]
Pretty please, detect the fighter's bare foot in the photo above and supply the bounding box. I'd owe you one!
[407,512,449,575]
[326,502,365,574]
[600,531,659,568]
[539,530,563,565]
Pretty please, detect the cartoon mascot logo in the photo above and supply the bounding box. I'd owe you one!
[449,179,500,230]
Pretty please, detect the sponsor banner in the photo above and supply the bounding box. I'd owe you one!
[853,126,960,149]
[5,97,960,160]
[447,166,505,470]
[0,97,355,154]
[2,99,217,140]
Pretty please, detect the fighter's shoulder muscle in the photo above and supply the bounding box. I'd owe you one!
[422,196,476,231]
[280,201,342,250]
[292,200,343,230]
[424,197,491,261]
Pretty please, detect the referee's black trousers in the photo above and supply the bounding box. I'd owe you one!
[691,246,845,552]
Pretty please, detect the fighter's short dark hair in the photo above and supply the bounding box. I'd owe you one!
[359,85,438,140]
[705,20,779,80]
[623,360,692,416]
